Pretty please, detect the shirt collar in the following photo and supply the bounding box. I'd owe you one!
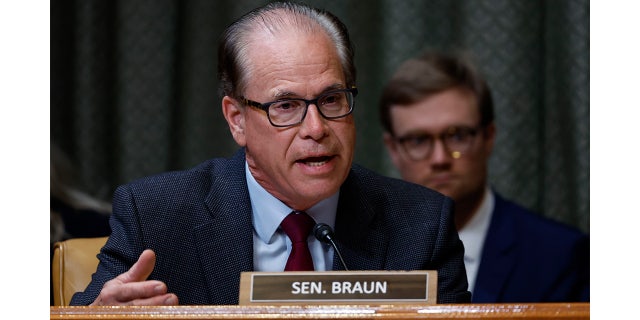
[245,161,339,244]
[458,187,495,263]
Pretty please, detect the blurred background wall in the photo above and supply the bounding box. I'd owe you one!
[50,0,589,233]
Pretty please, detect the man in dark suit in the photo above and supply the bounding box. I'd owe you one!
[379,50,589,302]
[70,2,471,306]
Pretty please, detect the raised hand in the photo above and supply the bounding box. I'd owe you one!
[90,249,179,306]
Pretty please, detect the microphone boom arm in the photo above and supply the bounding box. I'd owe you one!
[313,223,349,271]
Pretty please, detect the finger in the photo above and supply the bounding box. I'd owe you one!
[117,249,157,284]
[92,279,168,305]
[129,293,179,306]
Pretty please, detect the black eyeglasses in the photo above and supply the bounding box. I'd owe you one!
[241,87,358,127]
[395,125,482,161]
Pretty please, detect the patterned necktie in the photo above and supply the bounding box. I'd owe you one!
[280,211,315,271]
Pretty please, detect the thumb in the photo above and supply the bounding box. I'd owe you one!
[117,249,157,283]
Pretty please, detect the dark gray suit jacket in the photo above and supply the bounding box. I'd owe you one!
[70,149,470,305]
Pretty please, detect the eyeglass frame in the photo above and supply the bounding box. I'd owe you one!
[393,125,484,161]
[240,87,358,127]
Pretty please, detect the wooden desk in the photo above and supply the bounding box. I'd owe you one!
[51,302,589,319]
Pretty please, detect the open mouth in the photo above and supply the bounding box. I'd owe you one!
[297,156,332,167]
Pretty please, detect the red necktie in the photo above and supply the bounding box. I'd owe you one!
[280,211,315,271]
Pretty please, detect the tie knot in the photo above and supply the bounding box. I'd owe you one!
[280,211,315,243]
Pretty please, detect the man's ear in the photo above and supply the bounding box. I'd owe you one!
[482,122,496,157]
[222,96,246,147]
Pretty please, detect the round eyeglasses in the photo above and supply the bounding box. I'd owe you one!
[241,87,358,127]
[395,125,482,161]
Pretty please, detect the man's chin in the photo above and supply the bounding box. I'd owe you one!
[426,183,456,198]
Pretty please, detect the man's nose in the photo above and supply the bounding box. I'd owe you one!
[429,139,452,164]
[299,104,328,139]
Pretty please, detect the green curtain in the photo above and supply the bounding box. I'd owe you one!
[51,0,589,233]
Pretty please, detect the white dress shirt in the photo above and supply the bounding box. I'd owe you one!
[245,162,337,271]
[457,187,494,293]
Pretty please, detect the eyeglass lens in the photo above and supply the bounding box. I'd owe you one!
[268,90,354,126]
[397,126,479,160]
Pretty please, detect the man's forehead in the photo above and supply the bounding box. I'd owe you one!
[242,34,343,95]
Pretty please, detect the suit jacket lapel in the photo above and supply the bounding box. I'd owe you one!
[332,167,387,270]
[193,149,254,304]
[472,194,517,302]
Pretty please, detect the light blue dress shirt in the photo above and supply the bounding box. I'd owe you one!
[245,162,337,271]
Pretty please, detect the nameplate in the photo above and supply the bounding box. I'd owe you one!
[239,270,437,305]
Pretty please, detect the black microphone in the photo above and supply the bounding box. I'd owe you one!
[313,223,349,271]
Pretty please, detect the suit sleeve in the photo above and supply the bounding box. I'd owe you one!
[69,184,147,305]
[552,232,590,302]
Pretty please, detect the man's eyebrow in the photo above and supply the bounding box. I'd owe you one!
[272,84,346,99]
[273,91,297,99]
[324,83,345,91]
[399,131,433,138]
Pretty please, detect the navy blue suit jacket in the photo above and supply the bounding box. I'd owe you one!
[472,193,589,302]
[70,149,471,305]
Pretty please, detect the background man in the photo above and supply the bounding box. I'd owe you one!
[379,50,589,302]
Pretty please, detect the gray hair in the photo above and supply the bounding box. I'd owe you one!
[217,1,356,98]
